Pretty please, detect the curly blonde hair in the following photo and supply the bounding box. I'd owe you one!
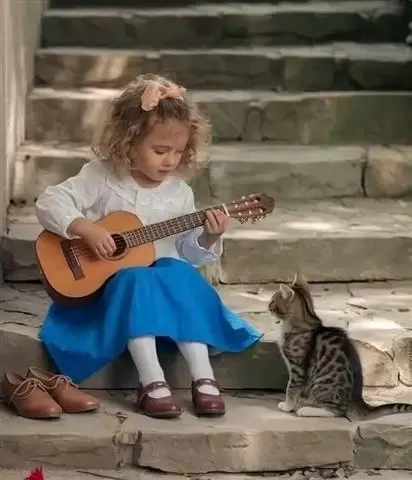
[92,74,211,179]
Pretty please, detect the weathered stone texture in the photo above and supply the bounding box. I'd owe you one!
[26,90,412,144]
[49,0,384,6]
[6,198,412,285]
[137,426,353,473]
[207,145,365,201]
[364,147,412,198]
[15,144,412,206]
[220,198,412,283]
[355,417,412,469]
[352,340,398,387]
[0,389,357,473]
[8,143,390,206]
[393,333,412,386]
[35,44,412,91]
[41,3,407,49]
[13,147,90,204]
[0,405,120,469]
[347,45,412,90]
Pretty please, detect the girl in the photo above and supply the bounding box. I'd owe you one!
[35,74,263,419]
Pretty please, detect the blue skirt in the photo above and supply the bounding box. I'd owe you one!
[40,257,263,383]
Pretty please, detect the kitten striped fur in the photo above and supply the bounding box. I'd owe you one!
[268,273,412,420]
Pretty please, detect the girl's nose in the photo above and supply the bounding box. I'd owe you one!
[163,153,178,168]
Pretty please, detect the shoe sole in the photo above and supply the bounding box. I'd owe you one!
[4,400,62,420]
[64,406,100,414]
[138,407,183,419]
[195,409,226,417]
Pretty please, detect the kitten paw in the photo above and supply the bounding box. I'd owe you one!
[278,401,294,413]
[296,406,337,417]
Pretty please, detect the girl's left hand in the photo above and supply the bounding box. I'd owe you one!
[198,209,229,249]
[204,209,229,237]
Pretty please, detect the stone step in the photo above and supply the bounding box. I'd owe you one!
[12,143,412,206]
[35,43,412,91]
[41,2,407,50]
[4,198,412,283]
[221,198,412,283]
[13,143,365,205]
[2,471,412,480]
[50,0,384,6]
[26,88,412,144]
[0,395,412,475]
[0,282,412,472]
[0,390,398,473]
[1,280,412,392]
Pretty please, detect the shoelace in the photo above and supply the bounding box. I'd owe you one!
[8,378,46,406]
[43,374,79,393]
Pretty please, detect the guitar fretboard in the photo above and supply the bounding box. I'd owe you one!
[123,206,224,247]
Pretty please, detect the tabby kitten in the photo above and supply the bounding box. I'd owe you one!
[268,273,412,419]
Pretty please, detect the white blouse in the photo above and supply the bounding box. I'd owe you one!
[35,160,222,267]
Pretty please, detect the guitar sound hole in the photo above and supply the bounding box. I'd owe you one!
[111,233,127,257]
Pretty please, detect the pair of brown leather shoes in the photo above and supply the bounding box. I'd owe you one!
[137,378,226,419]
[2,367,100,419]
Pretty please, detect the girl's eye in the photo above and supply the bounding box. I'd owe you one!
[154,149,167,155]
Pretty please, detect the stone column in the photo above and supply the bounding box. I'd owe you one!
[0,0,48,282]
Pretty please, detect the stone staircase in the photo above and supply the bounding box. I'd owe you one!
[1,0,412,476]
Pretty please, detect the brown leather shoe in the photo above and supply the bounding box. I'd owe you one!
[2,372,62,419]
[192,378,226,416]
[26,367,99,414]
[137,381,183,419]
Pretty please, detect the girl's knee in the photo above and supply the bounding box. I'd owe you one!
[156,257,197,273]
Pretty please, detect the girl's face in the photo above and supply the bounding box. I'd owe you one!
[129,119,189,187]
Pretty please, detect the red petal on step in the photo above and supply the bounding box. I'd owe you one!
[24,466,45,480]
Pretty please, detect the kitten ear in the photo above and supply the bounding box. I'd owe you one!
[293,272,317,317]
[293,272,308,287]
[279,284,295,302]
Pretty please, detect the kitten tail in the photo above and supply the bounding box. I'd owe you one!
[355,400,412,420]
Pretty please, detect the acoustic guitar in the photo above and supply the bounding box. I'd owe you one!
[35,193,274,306]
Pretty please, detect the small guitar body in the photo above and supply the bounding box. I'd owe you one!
[35,193,275,306]
[35,211,155,305]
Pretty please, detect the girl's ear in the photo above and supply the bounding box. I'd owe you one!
[279,284,295,302]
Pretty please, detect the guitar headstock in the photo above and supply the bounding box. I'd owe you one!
[225,193,275,223]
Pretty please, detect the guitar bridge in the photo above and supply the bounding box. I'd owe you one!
[61,239,85,281]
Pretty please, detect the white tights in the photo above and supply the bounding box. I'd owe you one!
[127,336,220,398]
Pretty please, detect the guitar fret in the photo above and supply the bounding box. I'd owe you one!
[147,224,155,240]
[123,203,233,248]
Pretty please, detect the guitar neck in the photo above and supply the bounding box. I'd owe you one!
[124,206,224,247]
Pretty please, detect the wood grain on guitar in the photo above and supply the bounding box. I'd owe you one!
[35,193,275,306]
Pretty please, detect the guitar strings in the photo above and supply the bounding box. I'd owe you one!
[67,204,265,258]
[68,216,207,257]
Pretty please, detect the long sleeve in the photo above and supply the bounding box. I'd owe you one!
[175,186,223,267]
[35,160,105,238]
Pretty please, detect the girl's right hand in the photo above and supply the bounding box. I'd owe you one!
[82,224,117,258]
[68,219,116,258]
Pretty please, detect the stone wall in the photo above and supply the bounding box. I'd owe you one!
[0,0,48,281]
